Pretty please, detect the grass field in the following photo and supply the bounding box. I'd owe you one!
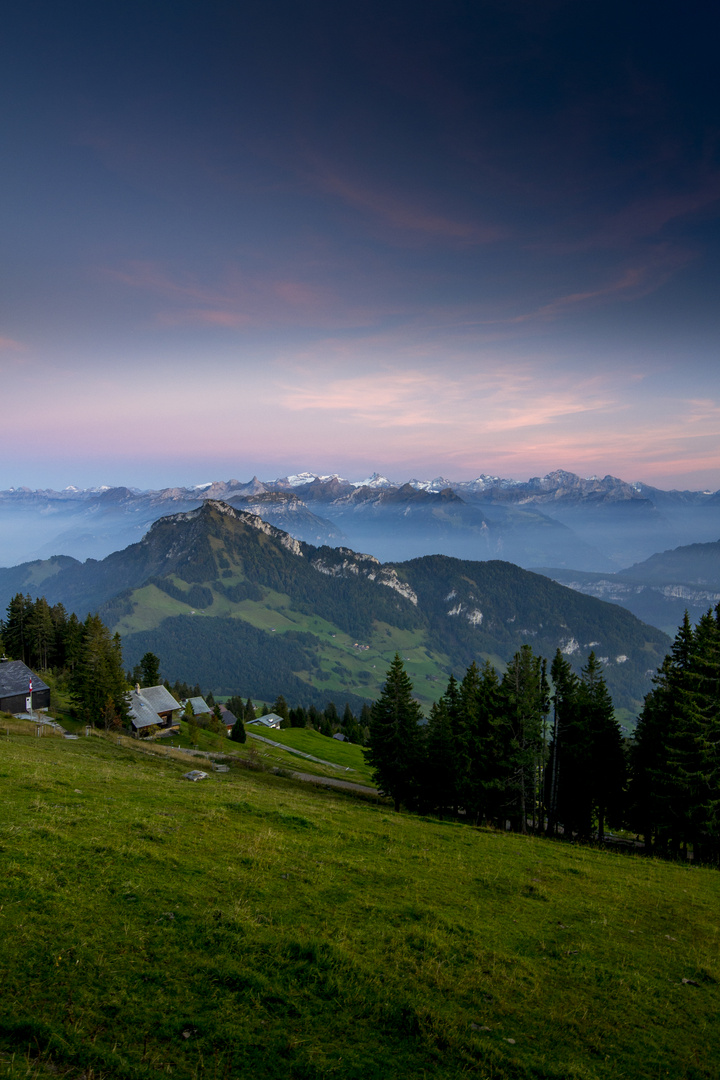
[247,727,376,785]
[1,723,718,1080]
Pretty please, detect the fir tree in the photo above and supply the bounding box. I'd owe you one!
[578,653,625,841]
[364,654,423,812]
[501,646,549,833]
[138,651,161,687]
[421,698,455,817]
[230,713,246,743]
[70,616,129,727]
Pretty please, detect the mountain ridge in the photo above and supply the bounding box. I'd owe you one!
[3,468,719,584]
[0,500,669,716]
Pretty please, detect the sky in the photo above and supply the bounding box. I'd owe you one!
[2,0,720,492]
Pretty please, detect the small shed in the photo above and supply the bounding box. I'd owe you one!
[181,696,212,717]
[0,658,50,714]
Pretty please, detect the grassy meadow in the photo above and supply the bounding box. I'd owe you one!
[112,576,452,711]
[1,721,719,1080]
[247,727,377,786]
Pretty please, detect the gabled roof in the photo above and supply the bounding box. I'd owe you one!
[183,696,211,715]
[0,660,49,698]
[247,713,283,728]
[127,690,164,730]
[138,685,178,715]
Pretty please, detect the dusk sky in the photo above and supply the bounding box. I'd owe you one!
[2,0,720,491]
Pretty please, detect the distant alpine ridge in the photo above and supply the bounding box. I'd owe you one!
[2,468,719,577]
[0,500,669,716]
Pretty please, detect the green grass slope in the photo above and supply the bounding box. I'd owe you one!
[1,728,718,1080]
[248,726,377,785]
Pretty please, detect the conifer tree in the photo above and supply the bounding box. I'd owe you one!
[230,713,246,743]
[578,652,625,840]
[501,645,549,832]
[27,597,54,670]
[421,698,456,817]
[629,610,719,858]
[138,651,161,687]
[70,616,129,727]
[365,654,423,812]
[3,594,32,663]
[546,650,579,836]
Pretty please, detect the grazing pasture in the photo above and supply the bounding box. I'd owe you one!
[0,725,718,1079]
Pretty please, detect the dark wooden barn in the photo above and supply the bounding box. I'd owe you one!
[0,658,51,714]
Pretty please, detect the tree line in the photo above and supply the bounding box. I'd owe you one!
[366,607,720,865]
[1,593,370,743]
[1,593,129,729]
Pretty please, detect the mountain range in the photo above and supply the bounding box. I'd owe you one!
[2,469,719,575]
[0,500,670,720]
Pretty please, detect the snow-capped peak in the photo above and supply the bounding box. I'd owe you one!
[351,472,395,489]
[408,476,455,492]
[277,472,349,487]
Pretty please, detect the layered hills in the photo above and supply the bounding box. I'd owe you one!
[0,501,669,717]
[3,468,720,574]
[540,539,720,636]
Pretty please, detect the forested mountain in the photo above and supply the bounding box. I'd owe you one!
[540,539,720,635]
[0,501,668,714]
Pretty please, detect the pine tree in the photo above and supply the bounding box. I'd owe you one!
[546,651,579,836]
[578,653,625,841]
[629,610,719,859]
[138,652,161,687]
[27,598,54,670]
[501,646,548,833]
[230,713,246,743]
[273,694,290,724]
[421,698,455,816]
[364,654,423,812]
[70,616,129,727]
[3,594,32,663]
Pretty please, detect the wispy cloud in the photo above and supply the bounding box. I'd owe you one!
[484,245,695,326]
[0,336,27,351]
[303,156,505,246]
[104,260,395,330]
[279,367,618,435]
[598,173,720,246]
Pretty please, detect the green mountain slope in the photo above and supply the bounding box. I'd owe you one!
[0,501,669,712]
[2,730,718,1080]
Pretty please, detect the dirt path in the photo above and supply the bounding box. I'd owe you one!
[247,731,352,770]
[290,770,381,796]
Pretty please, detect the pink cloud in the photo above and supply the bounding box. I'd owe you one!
[155,308,253,328]
[104,260,394,330]
[304,157,504,246]
[0,336,27,351]
[489,245,694,325]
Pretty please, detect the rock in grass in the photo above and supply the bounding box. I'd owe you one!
[183,770,208,781]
